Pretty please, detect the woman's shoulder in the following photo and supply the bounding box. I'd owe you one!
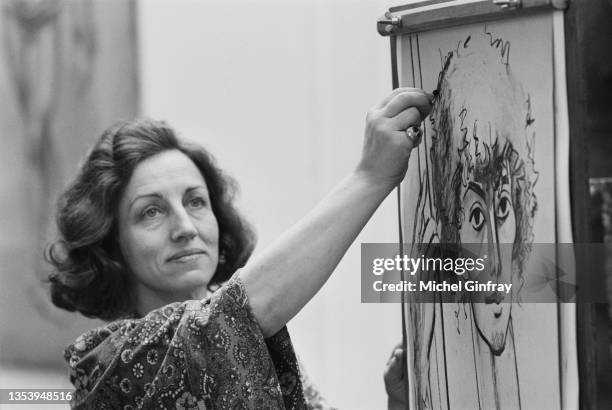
[65,303,183,367]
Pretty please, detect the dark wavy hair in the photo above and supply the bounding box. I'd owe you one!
[46,118,256,320]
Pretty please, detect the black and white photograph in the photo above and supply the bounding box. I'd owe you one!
[0,0,611,409]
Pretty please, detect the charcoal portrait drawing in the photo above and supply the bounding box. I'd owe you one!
[404,27,541,410]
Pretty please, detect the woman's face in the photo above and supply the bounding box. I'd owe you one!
[117,149,219,309]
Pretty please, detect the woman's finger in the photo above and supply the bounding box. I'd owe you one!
[384,347,406,390]
[389,106,422,130]
[382,91,433,119]
[376,87,425,108]
[387,341,404,362]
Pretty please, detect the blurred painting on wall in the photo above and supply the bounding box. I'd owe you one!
[0,0,139,369]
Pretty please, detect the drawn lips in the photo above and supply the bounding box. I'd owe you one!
[167,249,206,262]
[484,291,504,305]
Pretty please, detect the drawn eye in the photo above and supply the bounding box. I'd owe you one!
[469,206,486,232]
[496,196,511,223]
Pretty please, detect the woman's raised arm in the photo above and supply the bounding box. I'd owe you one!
[239,88,433,337]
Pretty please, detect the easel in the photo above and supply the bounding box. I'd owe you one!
[377,1,612,408]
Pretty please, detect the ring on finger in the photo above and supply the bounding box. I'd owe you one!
[405,126,423,143]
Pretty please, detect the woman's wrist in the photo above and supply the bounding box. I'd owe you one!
[351,166,401,198]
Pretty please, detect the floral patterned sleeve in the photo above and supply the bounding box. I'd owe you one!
[64,275,309,409]
[298,359,338,410]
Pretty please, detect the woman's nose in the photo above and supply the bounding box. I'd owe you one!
[170,207,198,242]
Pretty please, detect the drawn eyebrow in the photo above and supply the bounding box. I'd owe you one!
[463,181,486,200]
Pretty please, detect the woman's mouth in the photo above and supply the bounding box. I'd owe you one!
[167,249,206,262]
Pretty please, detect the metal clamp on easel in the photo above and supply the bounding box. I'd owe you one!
[377,12,402,35]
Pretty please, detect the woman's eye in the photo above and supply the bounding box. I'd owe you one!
[188,197,206,208]
[469,207,486,232]
[142,207,163,219]
[496,196,511,223]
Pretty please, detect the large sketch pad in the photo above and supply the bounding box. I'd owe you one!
[398,14,564,410]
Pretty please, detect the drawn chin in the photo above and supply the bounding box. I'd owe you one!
[488,331,507,356]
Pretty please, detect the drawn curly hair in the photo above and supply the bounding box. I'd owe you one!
[428,28,538,277]
[46,119,256,320]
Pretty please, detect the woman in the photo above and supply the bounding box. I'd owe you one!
[47,88,432,409]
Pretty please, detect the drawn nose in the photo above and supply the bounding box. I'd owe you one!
[487,240,502,279]
[486,208,501,279]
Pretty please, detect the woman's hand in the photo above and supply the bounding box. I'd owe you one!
[385,342,407,410]
[357,88,433,189]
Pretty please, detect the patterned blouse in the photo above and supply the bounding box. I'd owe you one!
[64,275,334,409]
